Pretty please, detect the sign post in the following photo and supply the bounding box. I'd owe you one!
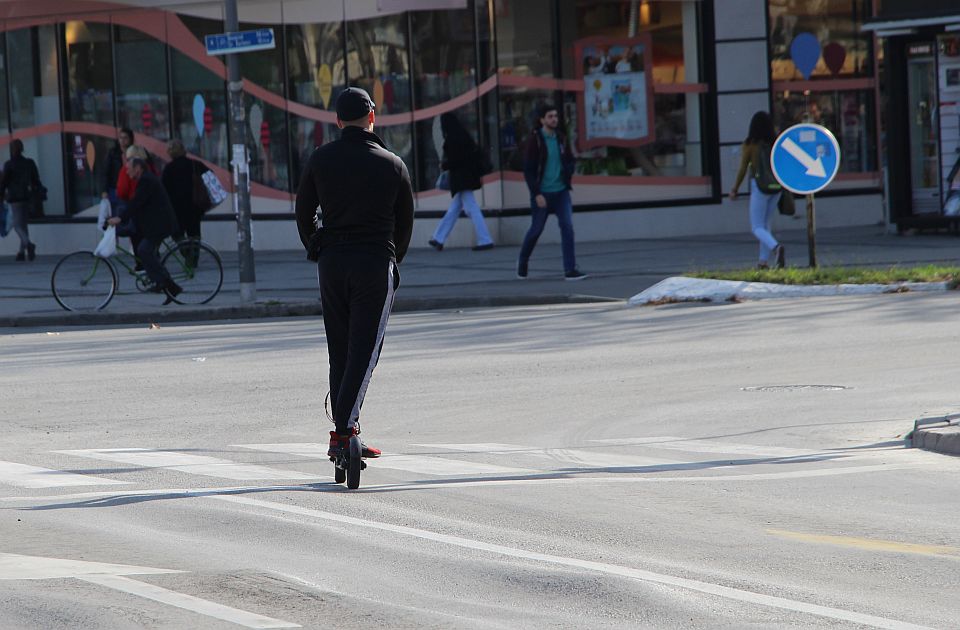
[770,123,841,268]
[205,11,276,304]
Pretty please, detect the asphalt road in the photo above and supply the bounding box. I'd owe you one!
[2,295,959,629]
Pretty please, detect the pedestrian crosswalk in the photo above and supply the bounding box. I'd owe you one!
[0,437,913,493]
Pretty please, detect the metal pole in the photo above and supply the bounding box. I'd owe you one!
[806,193,817,268]
[225,0,256,303]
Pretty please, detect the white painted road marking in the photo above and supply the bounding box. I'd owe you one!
[416,443,680,469]
[235,443,533,476]
[55,449,320,481]
[0,463,922,505]
[589,437,830,458]
[79,574,299,629]
[213,495,933,630]
[0,460,128,489]
[0,552,299,628]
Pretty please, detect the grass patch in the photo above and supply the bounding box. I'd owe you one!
[689,265,960,287]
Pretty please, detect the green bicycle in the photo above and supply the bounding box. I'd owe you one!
[51,238,223,311]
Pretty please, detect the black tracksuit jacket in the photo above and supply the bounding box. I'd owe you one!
[294,126,414,263]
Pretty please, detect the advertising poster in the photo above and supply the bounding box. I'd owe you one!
[574,35,655,150]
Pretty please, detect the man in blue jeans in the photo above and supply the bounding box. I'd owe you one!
[517,103,587,280]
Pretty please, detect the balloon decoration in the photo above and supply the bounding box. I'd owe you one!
[823,42,847,76]
[85,141,96,172]
[317,64,332,110]
[789,32,821,80]
[260,120,270,149]
[141,103,153,134]
[203,106,213,135]
[248,104,263,147]
[192,94,206,138]
[373,78,385,113]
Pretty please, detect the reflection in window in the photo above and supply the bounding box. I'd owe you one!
[64,22,114,124]
[378,123,414,179]
[494,0,555,77]
[559,0,699,84]
[287,21,345,109]
[411,9,476,108]
[0,34,8,132]
[170,50,228,169]
[289,114,338,185]
[244,99,290,192]
[769,0,873,81]
[498,89,555,172]
[347,14,411,115]
[773,90,877,172]
[115,26,170,140]
[416,103,481,192]
[65,133,113,215]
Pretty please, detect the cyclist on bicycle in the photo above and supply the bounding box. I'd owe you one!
[107,155,182,304]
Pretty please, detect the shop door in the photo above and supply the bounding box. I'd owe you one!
[907,53,941,214]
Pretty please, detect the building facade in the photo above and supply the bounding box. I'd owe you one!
[0,0,887,255]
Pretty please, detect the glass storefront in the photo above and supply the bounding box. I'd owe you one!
[0,0,884,223]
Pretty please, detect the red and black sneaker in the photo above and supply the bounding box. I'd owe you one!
[327,430,381,458]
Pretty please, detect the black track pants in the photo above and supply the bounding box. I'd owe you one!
[318,250,398,435]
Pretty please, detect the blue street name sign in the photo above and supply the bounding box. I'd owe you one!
[770,123,841,195]
[205,28,275,56]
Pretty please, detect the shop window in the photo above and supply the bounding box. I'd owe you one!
[64,22,114,125]
[773,90,877,173]
[347,14,411,115]
[289,114,339,186]
[769,0,873,81]
[8,26,65,215]
[65,133,113,216]
[494,0,556,77]
[237,21,291,193]
[115,26,170,141]
[0,34,8,133]
[286,21,346,109]
[170,15,228,170]
[411,8,480,191]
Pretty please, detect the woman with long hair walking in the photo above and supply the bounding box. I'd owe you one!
[730,111,785,269]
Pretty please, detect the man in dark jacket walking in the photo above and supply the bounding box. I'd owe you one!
[518,103,586,280]
[0,139,39,261]
[295,87,414,460]
[162,137,208,243]
[107,157,182,303]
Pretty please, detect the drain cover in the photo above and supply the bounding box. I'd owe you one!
[741,385,851,392]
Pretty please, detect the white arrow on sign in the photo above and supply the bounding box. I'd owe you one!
[781,137,827,178]
[0,553,299,628]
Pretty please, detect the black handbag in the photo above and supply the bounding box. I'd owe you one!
[778,191,796,216]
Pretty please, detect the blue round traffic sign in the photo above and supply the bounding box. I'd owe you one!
[770,123,841,195]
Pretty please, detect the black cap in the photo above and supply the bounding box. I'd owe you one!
[336,87,375,121]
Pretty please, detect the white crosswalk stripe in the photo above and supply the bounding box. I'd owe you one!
[55,449,320,481]
[414,443,682,469]
[0,460,128,489]
[235,443,533,476]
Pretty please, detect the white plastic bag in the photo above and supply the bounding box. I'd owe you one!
[201,170,228,208]
[945,192,960,217]
[93,198,116,258]
[94,225,117,258]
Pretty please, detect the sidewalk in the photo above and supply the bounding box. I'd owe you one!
[2,224,959,328]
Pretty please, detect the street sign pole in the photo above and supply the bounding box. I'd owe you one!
[771,123,840,270]
[806,194,817,268]
[224,0,256,303]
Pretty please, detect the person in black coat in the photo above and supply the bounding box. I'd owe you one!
[162,137,208,242]
[107,157,182,302]
[427,112,494,252]
[0,139,40,261]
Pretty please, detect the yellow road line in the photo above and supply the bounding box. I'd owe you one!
[767,529,960,558]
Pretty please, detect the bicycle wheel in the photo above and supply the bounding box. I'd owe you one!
[161,239,223,305]
[51,251,118,312]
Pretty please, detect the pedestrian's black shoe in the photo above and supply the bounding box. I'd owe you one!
[162,281,183,305]
[428,239,443,251]
[516,260,528,279]
[472,243,494,251]
[775,244,786,269]
[26,243,36,261]
[564,269,588,281]
[14,251,25,262]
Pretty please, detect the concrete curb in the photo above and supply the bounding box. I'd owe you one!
[911,427,960,456]
[628,276,951,306]
[0,294,623,328]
